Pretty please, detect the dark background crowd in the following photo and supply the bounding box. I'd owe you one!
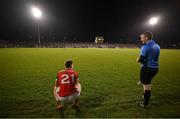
[0,39,179,49]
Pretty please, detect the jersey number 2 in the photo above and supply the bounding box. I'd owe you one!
[61,74,75,84]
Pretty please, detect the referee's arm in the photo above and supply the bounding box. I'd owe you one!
[137,56,147,64]
[137,45,148,64]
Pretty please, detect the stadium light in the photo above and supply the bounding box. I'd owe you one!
[149,17,159,25]
[31,7,42,47]
[32,7,42,18]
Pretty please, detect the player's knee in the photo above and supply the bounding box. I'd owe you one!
[143,84,151,90]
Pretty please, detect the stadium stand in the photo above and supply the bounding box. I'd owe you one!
[0,40,137,48]
[0,40,179,48]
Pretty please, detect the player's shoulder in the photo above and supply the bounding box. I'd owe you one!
[57,70,66,74]
[154,41,160,49]
[70,69,78,75]
[141,44,148,50]
[151,40,160,49]
[71,69,78,73]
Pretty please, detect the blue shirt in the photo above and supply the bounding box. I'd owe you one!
[140,40,160,68]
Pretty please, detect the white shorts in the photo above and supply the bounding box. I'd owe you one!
[54,83,81,104]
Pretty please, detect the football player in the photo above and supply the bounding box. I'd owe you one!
[54,60,81,110]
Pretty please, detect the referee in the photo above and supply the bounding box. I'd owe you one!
[137,31,160,108]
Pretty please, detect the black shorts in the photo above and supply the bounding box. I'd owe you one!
[140,66,158,84]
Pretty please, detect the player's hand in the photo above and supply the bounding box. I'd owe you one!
[136,57,140,62]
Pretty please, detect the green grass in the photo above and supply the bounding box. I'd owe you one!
[0,48,180,118]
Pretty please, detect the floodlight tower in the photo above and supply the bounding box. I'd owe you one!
[31,7,42,47]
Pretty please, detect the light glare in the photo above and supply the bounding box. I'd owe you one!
[149,17,158,25]
[32,7,42,18]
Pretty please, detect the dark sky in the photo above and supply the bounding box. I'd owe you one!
[0,0,180,44]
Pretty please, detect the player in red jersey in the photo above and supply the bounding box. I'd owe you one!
[54,60,81,110]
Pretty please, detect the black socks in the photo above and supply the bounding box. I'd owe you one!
[144,90,151,106]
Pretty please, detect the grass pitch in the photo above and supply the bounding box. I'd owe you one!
[0,48,180,118]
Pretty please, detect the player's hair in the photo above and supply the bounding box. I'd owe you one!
[65,60,73,68]
[141,31,153,40]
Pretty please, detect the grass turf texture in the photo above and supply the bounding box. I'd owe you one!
[0,48,180,118]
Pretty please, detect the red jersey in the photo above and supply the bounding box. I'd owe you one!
[56,68,79,97]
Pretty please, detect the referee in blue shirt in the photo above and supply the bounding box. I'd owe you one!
[137,31,160,108]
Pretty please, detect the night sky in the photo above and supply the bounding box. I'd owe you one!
[0,0,180,44]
